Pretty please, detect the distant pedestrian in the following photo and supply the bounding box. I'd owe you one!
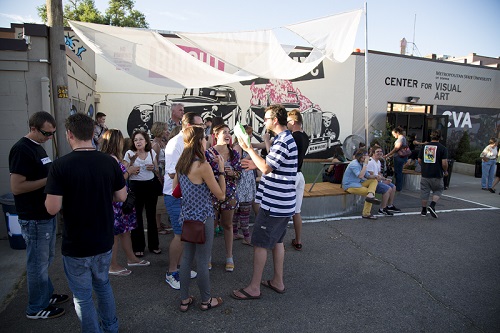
[45,113,127,332]
[480,137,498,193]
[9,111,68,320]
[93,112,108,149]
[418,130,449,218]
[384,126,408,191]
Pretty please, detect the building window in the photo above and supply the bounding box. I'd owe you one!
[387,103,431,114]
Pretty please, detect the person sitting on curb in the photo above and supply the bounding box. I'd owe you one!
[342,148,382,220]
[366,146,401,216]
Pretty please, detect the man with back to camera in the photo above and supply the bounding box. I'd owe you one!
[232,104,298,300]
[418,130,448,218]
[164,112,204,289]
[9,111,69,320]
[45,113,127,332]
[286,109,309,251]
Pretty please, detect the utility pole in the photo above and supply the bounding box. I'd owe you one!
[47,0,71,157]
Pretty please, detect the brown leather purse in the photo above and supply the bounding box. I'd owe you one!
[181,220,206,244]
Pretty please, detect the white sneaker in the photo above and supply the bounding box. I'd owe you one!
[190,270,197,279]
[165,271,180,290]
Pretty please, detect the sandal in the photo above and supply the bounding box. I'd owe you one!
[291,239,302,251]
[152,249,162,254]
[200,297,223,311]
[179,296,195,312]
[134,252,144,258]
[362,214,378,220]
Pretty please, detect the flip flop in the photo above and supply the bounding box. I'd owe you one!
[231,289,261,300]
[134,252,144,258]
[127,259,150,267]
[291,239,302,251]
[261,280,286,294]
[108,268,132,276]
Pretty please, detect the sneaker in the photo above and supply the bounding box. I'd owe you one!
[190,270,197,279]
[386,205,401,212]
[49,294,69,305]
[488,188,496,193]
[378,208,393,216]
[427,206,438,218]
[165,271,180,290]
[26,305,65,319]
[421,208,427,216]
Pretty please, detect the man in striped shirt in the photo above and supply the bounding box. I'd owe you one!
[232,104,298,300]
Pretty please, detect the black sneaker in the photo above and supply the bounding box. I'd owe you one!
[26,305,65,319]
[49,294,69,305]
[378,208,393,216]
[421,208,427,216]
[427,206,438,218]
[386,205,401,212]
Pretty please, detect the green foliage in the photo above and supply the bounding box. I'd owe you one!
[37,0,148,28]
[457,150,482,164]
[370,121,395,154]
[454,131,470,161]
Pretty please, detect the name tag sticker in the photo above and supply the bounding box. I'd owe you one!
[41,157,51,165]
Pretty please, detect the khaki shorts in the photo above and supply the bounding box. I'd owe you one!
[156,196,167,214]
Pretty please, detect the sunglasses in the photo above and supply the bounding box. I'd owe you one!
[38,128,56,137]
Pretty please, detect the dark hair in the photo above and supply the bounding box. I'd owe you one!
[130,130,152,152]
[176,126,206,175]
[489,137,497,144]
[354,148,367,161]
[210,116,224,134]
[122,137,133,157]
[29,111,56,130]
[100,129,124,160]
[96,112,106,119]
[265,104,287,126]
[65,113,94,141]
[181,112,202,129]
[430,130,441,141]
[393,126,404,135]
[204,117,213,123]
[213,124,235,160]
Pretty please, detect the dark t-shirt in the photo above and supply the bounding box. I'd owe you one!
[45,150,125,257]
[292,131,310,172]
[9,137,54,220]
[418,142,448,178]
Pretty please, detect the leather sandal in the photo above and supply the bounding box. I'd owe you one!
[200,297,223,311]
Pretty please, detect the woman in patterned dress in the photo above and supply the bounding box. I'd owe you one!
[101,129,150,276]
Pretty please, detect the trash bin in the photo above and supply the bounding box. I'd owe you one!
[0,193,26,250]
[475,159,482,178]
[443,159,454,190]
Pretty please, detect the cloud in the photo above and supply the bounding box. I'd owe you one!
[0,13,43,24]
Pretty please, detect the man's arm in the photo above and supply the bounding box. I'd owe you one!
[241,145,273,174]
[10,173,47,195]
[45,194,62,215]
[442,159,449,174]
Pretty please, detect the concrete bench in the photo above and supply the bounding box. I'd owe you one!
[402,169,421,190]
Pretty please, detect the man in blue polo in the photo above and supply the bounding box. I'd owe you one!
[232,104,298,300]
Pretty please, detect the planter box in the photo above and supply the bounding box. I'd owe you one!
[453,161,475,176]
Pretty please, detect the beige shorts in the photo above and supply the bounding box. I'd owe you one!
[156,196,167,214]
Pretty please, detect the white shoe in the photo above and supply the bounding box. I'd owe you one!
[190,270,197,279]
[165,272,180,290]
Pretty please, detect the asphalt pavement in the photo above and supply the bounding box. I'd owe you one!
[0,172,499,332]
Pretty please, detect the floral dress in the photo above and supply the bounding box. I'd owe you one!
[205,146,242,210]
[112,161,137,235]
[236,151,256,203]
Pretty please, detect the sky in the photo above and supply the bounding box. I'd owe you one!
[1,0,499,58]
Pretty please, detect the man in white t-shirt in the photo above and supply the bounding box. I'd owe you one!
[366,146,401,216]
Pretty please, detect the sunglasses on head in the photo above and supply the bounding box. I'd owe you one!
[38,128,56,137]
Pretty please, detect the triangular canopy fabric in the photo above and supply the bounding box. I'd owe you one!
[69,8,362,88]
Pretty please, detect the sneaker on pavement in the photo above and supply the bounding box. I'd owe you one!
[427,206,438,218]
[421,208,427,216]
[386,205,401,212]
[190,270,197,279]
[49,294,69,306]
[26,305,65,320]
[165,271,180,290]
[378,208,393,216]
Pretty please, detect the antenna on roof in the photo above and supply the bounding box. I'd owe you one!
[411,14,416,56]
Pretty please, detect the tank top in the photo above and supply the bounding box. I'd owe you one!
[178,174,214,223]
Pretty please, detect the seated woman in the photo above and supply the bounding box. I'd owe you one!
[341,148,381,220]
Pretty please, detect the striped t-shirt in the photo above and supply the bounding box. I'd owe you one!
[255,130,298,217]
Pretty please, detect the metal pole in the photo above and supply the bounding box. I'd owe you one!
[364,1,369,146]
[47,0,71,157]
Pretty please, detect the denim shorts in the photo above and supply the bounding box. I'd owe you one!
[376,181,394,194]
[251,209,290,249]
[164,195,182,235]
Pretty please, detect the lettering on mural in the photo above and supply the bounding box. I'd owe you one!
[384,75,465,101]
[441,110,472,128]
[65,33,87,60]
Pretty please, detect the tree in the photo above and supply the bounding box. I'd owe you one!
[455,131,470,162]
[37,0,148,28]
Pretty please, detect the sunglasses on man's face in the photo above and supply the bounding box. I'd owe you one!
[38,128,56,137]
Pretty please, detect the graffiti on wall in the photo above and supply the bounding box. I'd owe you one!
[65,32,87,60]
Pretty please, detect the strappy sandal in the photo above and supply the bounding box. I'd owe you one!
[180,296,195,312]
[200,297,223,311]
[291,239,302,251]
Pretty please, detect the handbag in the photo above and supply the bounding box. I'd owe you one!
[122,190,136,214]
[397,146,412,157]
[172,183,182,198]
[181,220,206,244]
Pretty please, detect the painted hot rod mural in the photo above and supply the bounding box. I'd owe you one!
[126,80,341,158]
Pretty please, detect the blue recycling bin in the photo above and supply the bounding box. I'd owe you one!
[0,193,26,250]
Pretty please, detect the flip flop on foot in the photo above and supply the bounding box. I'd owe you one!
[134,252,144,258]
[127,259,150,267]
[291,239,302,251]
[200,297,223,311]
[108,268,132,276]
[261,280,286,294]
[231,289,261,300]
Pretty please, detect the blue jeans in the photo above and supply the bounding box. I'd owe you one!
[19,217,56,314]
[164,195,182,235]
[63,250,118,333]
[481,159,496,188]
[393,155,408,191]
